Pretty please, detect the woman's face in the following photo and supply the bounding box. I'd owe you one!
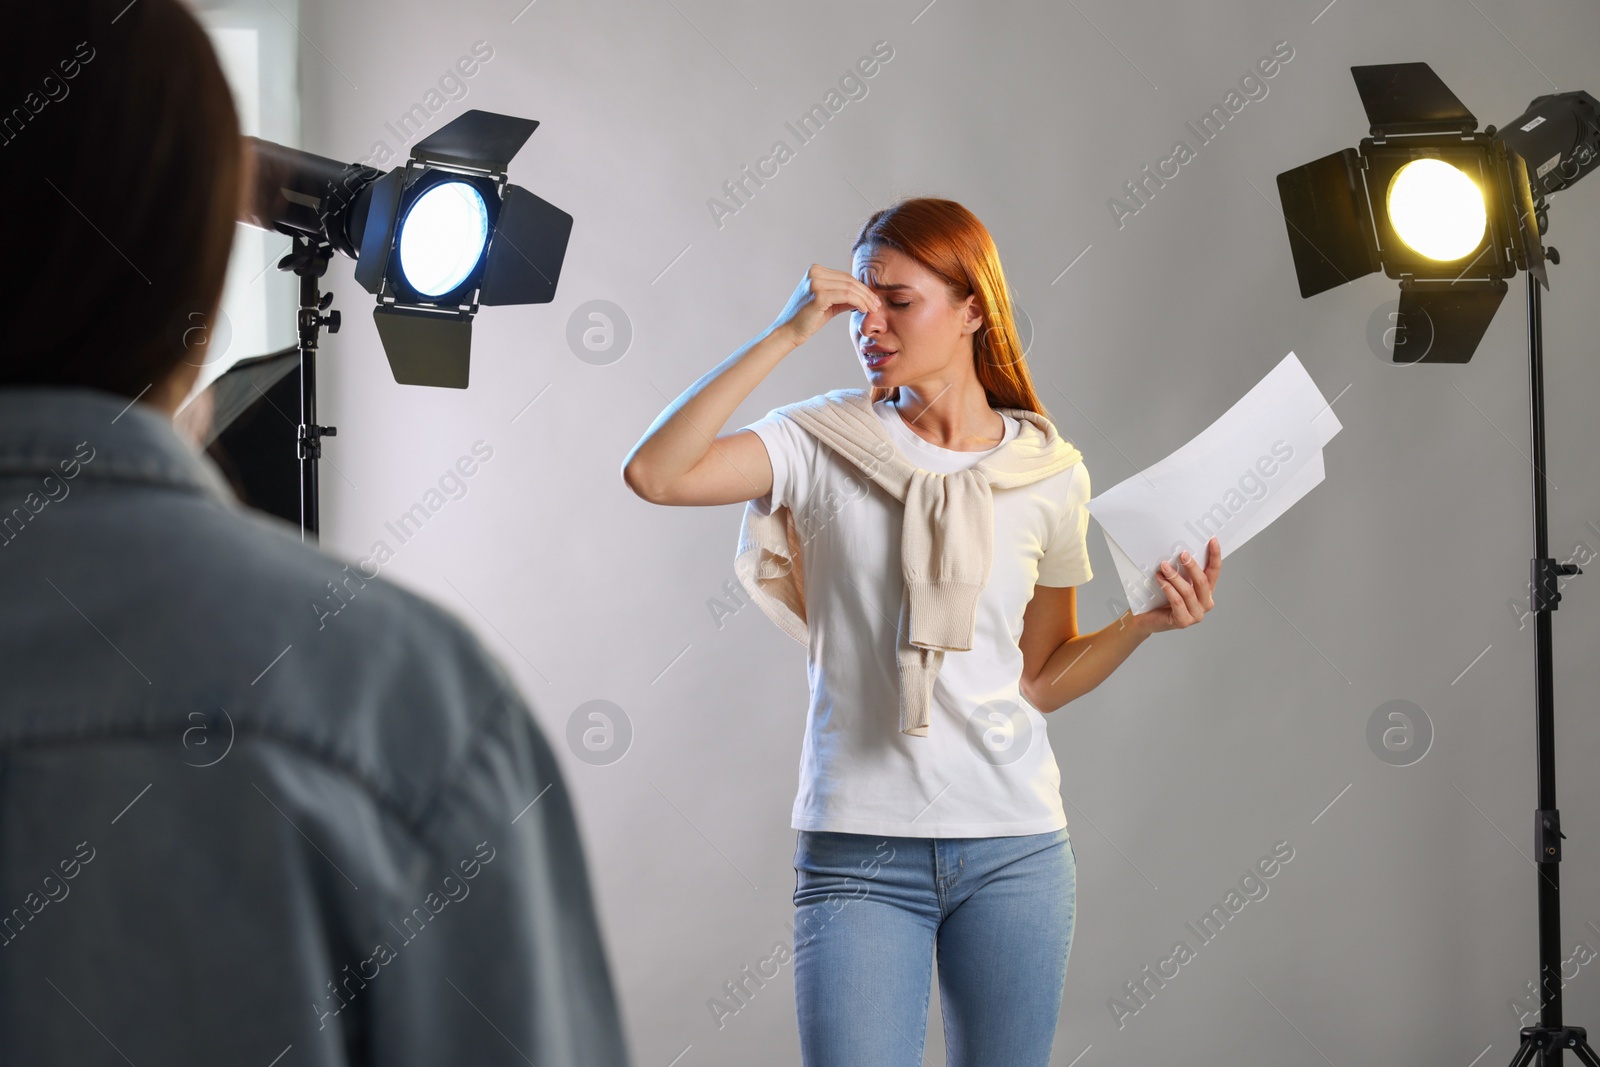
[850,243,980,388]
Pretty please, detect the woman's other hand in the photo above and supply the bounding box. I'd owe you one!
[769,264,882,348]
[1134,537,1221,635]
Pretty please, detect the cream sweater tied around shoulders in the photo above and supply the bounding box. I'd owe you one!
[734,388,1084,738]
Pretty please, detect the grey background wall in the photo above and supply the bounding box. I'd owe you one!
[281,1,1600,1063]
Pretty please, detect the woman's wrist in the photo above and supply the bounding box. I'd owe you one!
[1119,607,1157,640]
[761,321,803,353]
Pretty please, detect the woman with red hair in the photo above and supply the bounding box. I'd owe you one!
[626,196,1220,1064]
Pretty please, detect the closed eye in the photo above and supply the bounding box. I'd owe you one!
[852,299,911,316]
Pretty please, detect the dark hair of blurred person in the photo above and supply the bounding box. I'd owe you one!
[1,0,243,413]
[0,4,631,1064]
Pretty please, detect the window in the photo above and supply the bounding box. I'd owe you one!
[184,0,302,407]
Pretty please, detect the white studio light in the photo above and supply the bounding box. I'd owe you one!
[1386,158,1487,261]
[244,108,575,390]
[397,181,491,297]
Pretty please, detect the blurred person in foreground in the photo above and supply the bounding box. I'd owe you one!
[0,2,629,1064]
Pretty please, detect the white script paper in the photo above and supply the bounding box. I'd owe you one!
[1085,351,1342,613]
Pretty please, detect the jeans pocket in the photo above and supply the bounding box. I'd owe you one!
[794,832,899,908]
[793,831,806,904]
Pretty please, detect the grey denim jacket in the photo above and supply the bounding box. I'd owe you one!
[0,387,630,1066]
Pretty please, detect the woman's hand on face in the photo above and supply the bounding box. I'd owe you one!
[769,264,882,348]
[1134,537,1221,635]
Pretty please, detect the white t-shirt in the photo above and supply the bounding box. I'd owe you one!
[739,397,1093,838]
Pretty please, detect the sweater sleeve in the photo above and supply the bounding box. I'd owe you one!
[1037,462,1094,588]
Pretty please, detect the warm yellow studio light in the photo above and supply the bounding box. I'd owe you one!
[1386,158,1487,261]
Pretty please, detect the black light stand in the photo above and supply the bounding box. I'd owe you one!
[280,234,341,542]
[241,110,574,542]
[1509,228,1595,1067]
[1276,66,1600,1063]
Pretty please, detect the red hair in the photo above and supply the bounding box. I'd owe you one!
[851,197,1051,419]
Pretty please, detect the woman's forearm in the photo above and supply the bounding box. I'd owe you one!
[622,326,797,490]
[1028,610,1152,714]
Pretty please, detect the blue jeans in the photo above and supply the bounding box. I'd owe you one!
[791,827,1077,1067]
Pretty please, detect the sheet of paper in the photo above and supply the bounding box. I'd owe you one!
[1086,351,1341,613]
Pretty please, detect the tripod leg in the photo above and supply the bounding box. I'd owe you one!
[1507,1034,1543,1067]
[1566,1038,1600,1067]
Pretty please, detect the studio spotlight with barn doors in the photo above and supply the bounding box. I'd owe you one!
[1275,62,1596,364]
[240,108,574,539]
[1277,63,1600,1067]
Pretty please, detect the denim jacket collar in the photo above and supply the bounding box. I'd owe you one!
[0,386,238,507]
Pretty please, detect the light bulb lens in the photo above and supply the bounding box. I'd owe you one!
[397,181,490,297]
[1386,158,1486,261]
